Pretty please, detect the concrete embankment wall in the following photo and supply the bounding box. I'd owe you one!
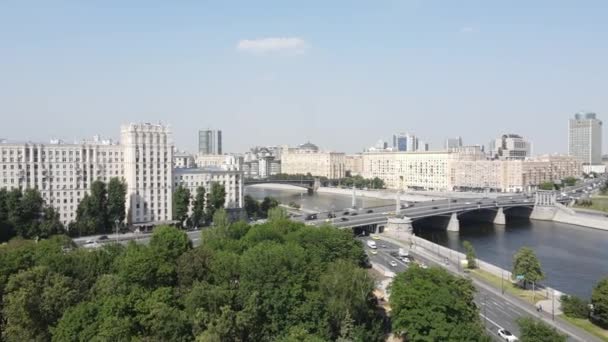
[403,234,565,299]
[317,187,438,202]
[531,203,608,231]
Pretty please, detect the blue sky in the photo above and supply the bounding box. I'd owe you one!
[1,1,607,154]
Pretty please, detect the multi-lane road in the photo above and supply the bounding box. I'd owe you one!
[363,236,602,341]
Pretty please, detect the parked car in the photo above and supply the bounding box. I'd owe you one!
[497,328,518,341]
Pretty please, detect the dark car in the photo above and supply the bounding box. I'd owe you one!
[366,209,374,213]
[305,214,317,221]
[400,204,407,209]
[343,211,350,216]
[451,199,457,203]
[340,217,349,222]
[351,212,358,216]
[97,235,109,241]
[432,206,439,209]
[476,201,482,204]
[327,212,335,219]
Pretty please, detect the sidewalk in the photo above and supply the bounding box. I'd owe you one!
[379,234,602,342]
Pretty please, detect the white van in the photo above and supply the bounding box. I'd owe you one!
[367,240,377,249]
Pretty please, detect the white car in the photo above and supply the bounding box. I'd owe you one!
[401,257,410,263]
[389,260,398,267]
[370,250,378,255]
[497,328,518,341]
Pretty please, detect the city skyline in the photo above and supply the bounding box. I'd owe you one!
[1,1,607,154]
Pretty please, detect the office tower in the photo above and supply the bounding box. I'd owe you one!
[445,137,463,150]
[393,133,408,151]
[198,129,222,155]
[569,112,602,165]
[489,134,531,160]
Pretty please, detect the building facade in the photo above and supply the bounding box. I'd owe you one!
[0,123,245,228]
[198,129,222,155]
[489,134,531,160]
[281,143,346,179]
[445,137,463,150]
[173,167,244,209]
[569,112,602,165]
[344,154,363,176]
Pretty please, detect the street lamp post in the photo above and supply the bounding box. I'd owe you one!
[115,219,120,238]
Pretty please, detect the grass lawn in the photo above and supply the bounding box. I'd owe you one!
[561,316,608,341]
[575,196,608,213]
[469,269,547,305]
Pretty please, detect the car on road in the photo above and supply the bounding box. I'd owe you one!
[401,257,410,263]
[340,217,349,222]
[366,209,374,213]
[304,214,317,221]
[465,202,471,205]
[343,211,350,215]
[371,235,380,240]
[497,328,518,341]
[370,250,378,255]
[83,241,100,249]
[389,260,398,267]
[380,244,387,248]
[450,199,457,203]
[351,212,358,216]
[327,212,335,218]
[97,235,109,241]
[432,206,439,209]
[85,239,94,244]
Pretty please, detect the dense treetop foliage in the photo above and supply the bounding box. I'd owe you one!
[0,217,385,341]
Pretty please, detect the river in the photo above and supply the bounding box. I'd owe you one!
[246,186,608,298]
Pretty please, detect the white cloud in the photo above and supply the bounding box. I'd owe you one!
[459,27,476,33]
[236,37,308,55]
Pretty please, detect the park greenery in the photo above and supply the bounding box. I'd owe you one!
[71,178,127,236]
[0,216,386,341]
[511,247,545,289]
[390,265,489,341]
[0,188,65,243]
[561,295,590,319]
[244,195,280,219]
[173,182,227,228]
[592,277,608,328]
[463,240,477,269]
[516,317,567,342]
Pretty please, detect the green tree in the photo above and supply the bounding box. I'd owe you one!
[563,177,577,187]
[212,208,230,229]
[192,186,207,227]
[370,177,385,189]
[561,295,589,319]
[591,277,608,327]
[463,240,477,269]
[209,182,226,210]
[268,206,288,222]
[74,180,109,235]
[390,266,488,341]
[172,185,191,227]
[107,177,127,227]
[149,225,192,262]
[244,195,259,219]
[259,196,279,218]
[511,247,545,288]
[538,181,555,190]
[0,188,15,242]
[39,206,65,239]
[1,266,83,341]
[516,317,566,342]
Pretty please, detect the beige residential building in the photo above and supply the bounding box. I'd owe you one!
[344,154,363,176]
[173,168,244,209]
[281,142,346,179]
[362,151,453,190]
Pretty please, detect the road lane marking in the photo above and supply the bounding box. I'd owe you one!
[480,313,503,330]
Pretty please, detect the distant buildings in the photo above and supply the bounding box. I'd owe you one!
[445,137,463,150]
[242,146,282,179]
[198,129,222,155]
[569,112,602,165]
[281,142,346,179]
[344,154,363,176]
[361,149,581,192]
[488,134,531,160]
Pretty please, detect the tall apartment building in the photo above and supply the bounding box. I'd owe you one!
[121,123,173,224]
[489,134,531,160]
[198,129,222,155]
[569,112,602,165]
[344,154,363,176]
[281,142,345,179]
[0,123,245,228]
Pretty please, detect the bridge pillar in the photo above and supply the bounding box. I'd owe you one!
[494,207,506,225]
[351,186,357,209]
[384,216,413,241]
[446,212,460,232]
[530,190,558,221]
[395,191,401,214]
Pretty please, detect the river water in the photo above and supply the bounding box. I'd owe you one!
[245,187,608,298]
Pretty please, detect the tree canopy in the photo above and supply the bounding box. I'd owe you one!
[516,317,566,342]
[511,247,544,288]
[1,220,384,341]
[390,266,489,341]
[463,240,477,269]
[591,277,608,327]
